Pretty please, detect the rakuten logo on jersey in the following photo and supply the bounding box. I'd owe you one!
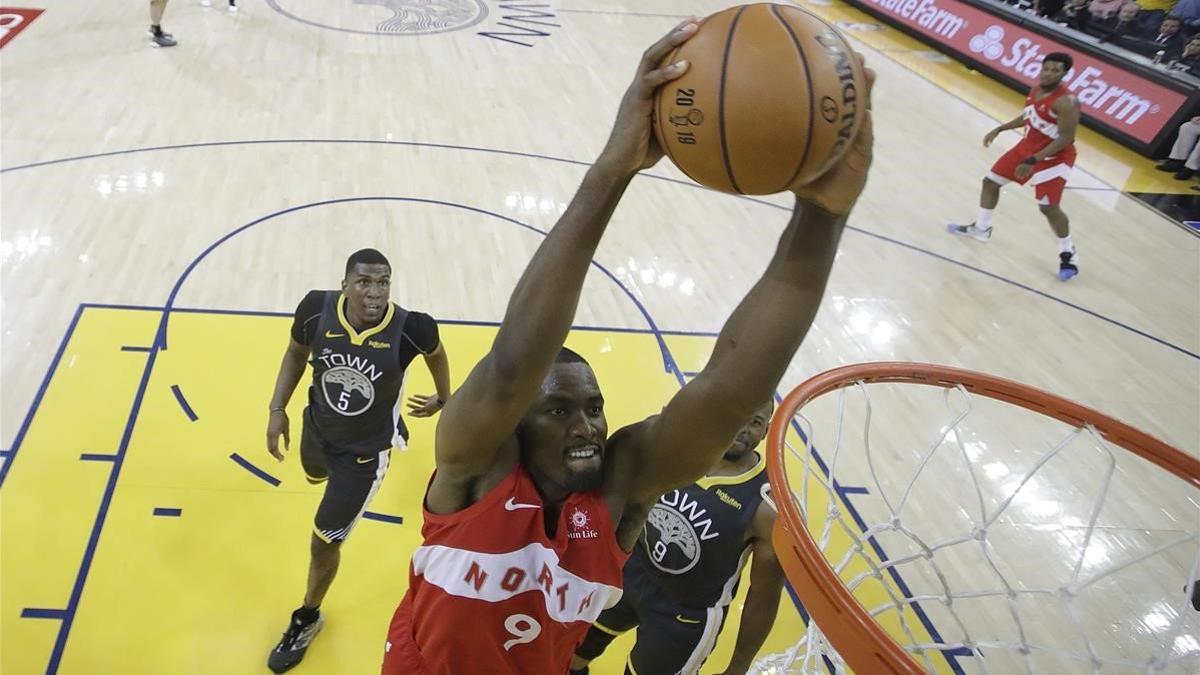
[968,25,1158,125]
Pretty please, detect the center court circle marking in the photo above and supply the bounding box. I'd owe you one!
[265,0,488,36]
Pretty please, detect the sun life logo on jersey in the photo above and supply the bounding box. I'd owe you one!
[969,25,1006,61]
[568,508,598,540]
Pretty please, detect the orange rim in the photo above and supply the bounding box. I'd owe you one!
[766,362,1200,674]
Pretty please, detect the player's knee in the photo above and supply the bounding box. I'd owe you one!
[982,177,1000,190]
[310,533,342,557]
[1038,203,1059,216]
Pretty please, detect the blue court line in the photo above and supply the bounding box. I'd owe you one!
[0,136,1187,359]
[120,345,152,353]
[149,197,682,379]
[22,608,67,620]
[0,112,1183,232]
[0,304,85,490]
[24,187,1185,671]
[79,453,118,462]
[46,331,164,673]
[362,511,404,525]
[783,582,837,674]
[152,507,182,517]
[837,487,976,666]
[170,385,198,422]
[821,220,1200,361]
[76,301,723,338]
[37,196,693,672]
[0,449,10,457]
[229,453,282,487]
[779,391,971,672]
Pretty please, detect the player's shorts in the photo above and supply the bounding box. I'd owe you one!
[987,142,1076,206]
[575,558,730,674]
[301,411,390,544]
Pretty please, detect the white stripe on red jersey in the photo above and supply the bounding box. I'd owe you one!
[383,462,629,675]
[410,542,622,623]
[1022,84,1073,151]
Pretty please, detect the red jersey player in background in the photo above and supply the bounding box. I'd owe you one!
[948,52,1081,281]
[380,19,877,675]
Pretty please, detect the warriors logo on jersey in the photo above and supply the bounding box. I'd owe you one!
[644,490,721,575]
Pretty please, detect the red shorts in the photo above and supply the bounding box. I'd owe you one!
[988,142,1076,206]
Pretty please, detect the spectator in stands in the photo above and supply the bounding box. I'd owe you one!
[1156,115,1200,179]
[1095,2,1150,41]
[1056,0,1093,30]
[1170,33,1200,73]
[1171,0,1200,30]
[1124,15,1188,58]
[1153,15,1189,57]
[1036,0,1069,21]
[1137,0,1179,28]
[1089,0,1126,19]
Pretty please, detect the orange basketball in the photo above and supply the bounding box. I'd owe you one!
[653,4,867,195]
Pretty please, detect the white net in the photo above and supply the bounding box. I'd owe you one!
[755,376,1200,674]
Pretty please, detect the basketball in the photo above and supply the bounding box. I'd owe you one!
[653,3,868,195]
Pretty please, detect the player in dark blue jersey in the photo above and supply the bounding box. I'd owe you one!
[264,248,452,673]
[571,400,784,675]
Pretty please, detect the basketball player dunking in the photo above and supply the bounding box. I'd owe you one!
[380,20,876,675]
[571,400,784,675]
[264,248,452,673]
[948,53,1081,281]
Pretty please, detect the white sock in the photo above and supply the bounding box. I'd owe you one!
[1058,235,1074,254]
[976,208,994,231]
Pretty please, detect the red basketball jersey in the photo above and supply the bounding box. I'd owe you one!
[1021,85,1074,153]
[382,464,629,675]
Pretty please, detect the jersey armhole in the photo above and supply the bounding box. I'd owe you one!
[588,492,632,564]
[421,463,522,526]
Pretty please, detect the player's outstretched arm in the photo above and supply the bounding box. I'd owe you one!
[984,113,1025,146]
[426,20,701,511]
[625,59,875,502]
[719,502,784,675]
[407,342,452,418]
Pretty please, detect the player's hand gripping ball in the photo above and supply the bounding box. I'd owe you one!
[652,3,868,195]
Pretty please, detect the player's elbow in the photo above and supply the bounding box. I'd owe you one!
[694,374,764,427]
[486,342,526,385]
[285,342,310,363]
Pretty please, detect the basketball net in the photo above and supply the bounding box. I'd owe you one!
[757,363,1200,674]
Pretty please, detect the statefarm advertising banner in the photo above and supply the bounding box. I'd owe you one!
[850,0,1189,144]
